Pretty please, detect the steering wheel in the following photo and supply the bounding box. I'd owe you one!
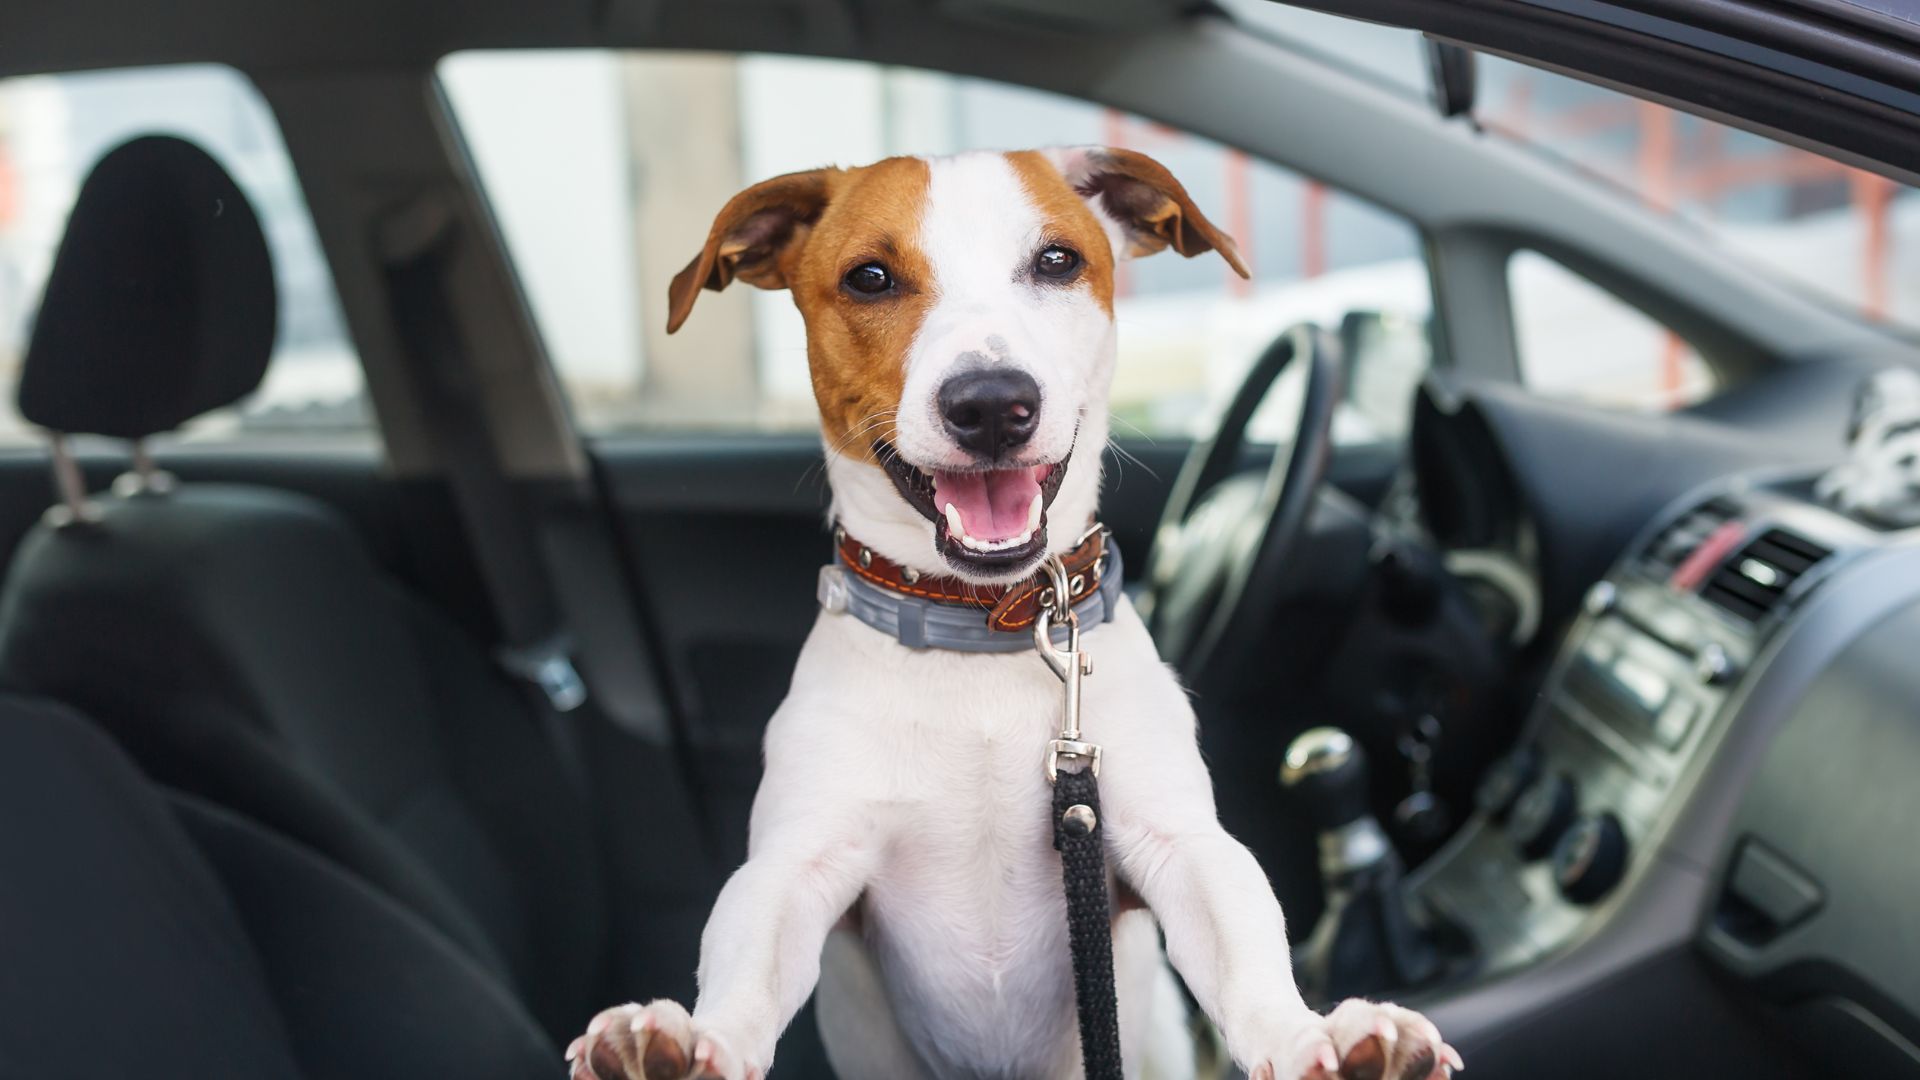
[1142,322,1343,683]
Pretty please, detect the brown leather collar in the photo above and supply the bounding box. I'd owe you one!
[835,524,1109,633]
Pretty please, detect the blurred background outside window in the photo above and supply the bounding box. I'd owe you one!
[439,50,1433,443]
[1232,5,1916,412]
[3,21,1910,450]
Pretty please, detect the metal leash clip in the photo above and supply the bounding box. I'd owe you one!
[1034,553,1099,783]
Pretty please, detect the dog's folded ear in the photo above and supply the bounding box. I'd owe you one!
[667,168,839,333]
[1048,147,1250,279]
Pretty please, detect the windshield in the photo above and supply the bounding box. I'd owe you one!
[1221,1,1920,334]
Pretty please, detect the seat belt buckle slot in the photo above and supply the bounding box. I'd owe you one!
[498,638,588,713]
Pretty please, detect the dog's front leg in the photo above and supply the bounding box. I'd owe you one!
[1105,753,1462,1080]
[570,811,879,1080]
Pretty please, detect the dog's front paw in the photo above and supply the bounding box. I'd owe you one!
[565,1000,758,1080]
[1254,999,1463,1080]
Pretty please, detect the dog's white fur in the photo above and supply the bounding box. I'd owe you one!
[572,149,1455,1080]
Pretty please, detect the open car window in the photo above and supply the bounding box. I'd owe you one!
[0,64,370,448]
[1477,54,1920,336]
[437,50,1435,443]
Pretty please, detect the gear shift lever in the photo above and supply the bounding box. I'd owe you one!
[1282,728,1391,876]
[1282,727,1442,1003]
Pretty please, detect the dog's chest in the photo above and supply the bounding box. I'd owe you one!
[854,642,1071,940]
[862,697,1081,1070]
[790,619,1089,1062]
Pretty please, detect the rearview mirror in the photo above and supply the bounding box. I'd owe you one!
[1424,37,1477,119]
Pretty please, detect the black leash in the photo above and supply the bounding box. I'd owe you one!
[1053,766,1123,1079]
[1034,550,1124,1080]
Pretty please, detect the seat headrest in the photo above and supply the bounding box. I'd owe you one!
[19,135,277,440]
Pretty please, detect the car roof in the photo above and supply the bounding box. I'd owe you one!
[12,0,1920,189]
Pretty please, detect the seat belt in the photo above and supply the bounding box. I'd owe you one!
[376,198,589,783]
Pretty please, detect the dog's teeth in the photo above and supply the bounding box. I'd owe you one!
[944,502,966,539]
[1026,493,1043,532]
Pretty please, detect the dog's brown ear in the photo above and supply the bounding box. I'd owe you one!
[667,168,839,333]
[1049,147,1249,279]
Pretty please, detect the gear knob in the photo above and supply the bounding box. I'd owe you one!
[1282,727,1372,833]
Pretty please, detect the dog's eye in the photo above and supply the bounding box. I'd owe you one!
[1034,245,1080,279]
[843,262,894,296]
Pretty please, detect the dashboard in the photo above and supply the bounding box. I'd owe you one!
[1409,464,1920,1072]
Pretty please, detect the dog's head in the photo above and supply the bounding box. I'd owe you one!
[669,148,1247,584]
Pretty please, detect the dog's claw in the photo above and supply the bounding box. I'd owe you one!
[1340,1032,1388,1080]
[567,1001,752,1080]
[1261,1000,1453,1080]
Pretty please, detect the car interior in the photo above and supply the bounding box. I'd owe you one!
[4,1,1920,1078]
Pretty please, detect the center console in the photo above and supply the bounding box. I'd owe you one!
[1408,473,1878,979]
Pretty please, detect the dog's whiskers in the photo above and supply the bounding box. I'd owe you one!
[808,412,902,493]
[825,409,900,462]
[1106,437,1158,485]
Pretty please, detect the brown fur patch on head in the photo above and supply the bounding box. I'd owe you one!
[785,156,933,458]
[667,158,934,462]
[1005,150,1118,316]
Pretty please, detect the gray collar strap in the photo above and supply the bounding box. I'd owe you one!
[817,539,1124,652]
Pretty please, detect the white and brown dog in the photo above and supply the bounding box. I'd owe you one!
[567,148,1460,1080]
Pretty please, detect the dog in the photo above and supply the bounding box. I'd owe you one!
[566,148,1460,1080]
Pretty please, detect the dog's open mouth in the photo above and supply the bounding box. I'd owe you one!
[879,442,1072,575]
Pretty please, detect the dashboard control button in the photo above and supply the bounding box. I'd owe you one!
[1554,812,1629,904]
[1509,772,1578,861]
[1725,839,1822,935]
[1655,698,1699,748]
[1474,748,1540,822]
[1584,581,1617,616]
[1695,642,1737,685]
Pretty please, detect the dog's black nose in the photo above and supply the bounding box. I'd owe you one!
[938,368,1040,458]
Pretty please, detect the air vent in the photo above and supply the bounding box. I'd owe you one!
[1700,529,1833,623]
[1644,496,1742,577]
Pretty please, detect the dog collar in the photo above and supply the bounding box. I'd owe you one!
[817,524,1122,652]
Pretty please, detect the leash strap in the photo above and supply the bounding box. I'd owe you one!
[1053,766,1124,1080]
[1033,554,1124,1080]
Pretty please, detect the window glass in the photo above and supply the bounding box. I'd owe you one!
[1478,54,1920,333]
[438,50,1433,441]
[0,65,368,446]
[1510,250,1713,410]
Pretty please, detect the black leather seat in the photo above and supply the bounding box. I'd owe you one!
[0,692,558,1079]
[0,135,609,1043]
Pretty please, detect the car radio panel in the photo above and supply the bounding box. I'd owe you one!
[1408,471,1879,981]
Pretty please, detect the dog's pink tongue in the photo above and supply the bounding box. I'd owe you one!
[934,467,1044,541]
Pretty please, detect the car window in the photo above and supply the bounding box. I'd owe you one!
[1510,250,1713,411]
[437,50,1434,443]
[1478,54,1918,335]
[0,64,369,447]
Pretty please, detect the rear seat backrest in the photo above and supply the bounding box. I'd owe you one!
[0,135,609,1040]
[0,693,558,1078]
